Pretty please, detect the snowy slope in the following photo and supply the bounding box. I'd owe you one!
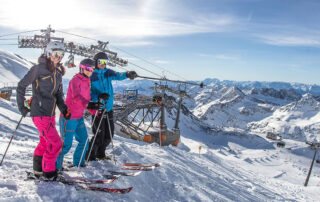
[0,50,320,201]
[249,94,320,142]
[1,90,320,201]
[0,50,32,84]
[187,85,299,130]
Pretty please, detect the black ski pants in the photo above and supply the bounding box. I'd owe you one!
[87,110,114,160]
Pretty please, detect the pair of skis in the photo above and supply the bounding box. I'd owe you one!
[105,162,161,177]
[26,162,160,194]
[26,171,132,194]
[122,162,161,170]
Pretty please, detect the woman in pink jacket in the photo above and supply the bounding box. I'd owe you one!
[56,58,102,169]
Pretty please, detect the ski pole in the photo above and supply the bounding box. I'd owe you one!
[78,109,99,168]
[0,115,24,166]
[105,111,117,165]
[304,148,318,186]
[85,108,107,162]
[137,75,204,88]
[58,119,67,170]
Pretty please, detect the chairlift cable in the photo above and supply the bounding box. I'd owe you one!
[55,30,98,42]
[0,38,16,40]
[129,62,162,77]
[0,30,40,38]
[0,44,19,45]
[56,30,168,78]
[110,45,189,81]
[19,28,201,87]
[56,30,188,81]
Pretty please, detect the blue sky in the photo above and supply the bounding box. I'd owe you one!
[0,0,320,84]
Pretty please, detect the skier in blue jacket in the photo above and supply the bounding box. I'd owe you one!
[86,52,137,161]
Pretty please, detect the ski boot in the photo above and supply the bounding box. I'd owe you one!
[41,170,65,182]
[33,155,43,178]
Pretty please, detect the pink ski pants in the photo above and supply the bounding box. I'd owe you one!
[32,116,62,173]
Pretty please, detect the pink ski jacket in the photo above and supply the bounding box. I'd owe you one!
[64,73,91,119]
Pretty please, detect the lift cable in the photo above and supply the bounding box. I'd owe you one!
[0,38,17,40]
[0,44,19,46]
[55,30,98,42]
[56,29,184,80]
[0,30,40,38]
[110,45,189,81]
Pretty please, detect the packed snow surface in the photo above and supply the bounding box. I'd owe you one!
[0,92,319,202]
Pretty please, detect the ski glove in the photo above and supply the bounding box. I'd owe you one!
[99,93,110,101]
[87,102,103,110]
[20,106,30,117]
[126,71,137,80]
[62,108,71,120]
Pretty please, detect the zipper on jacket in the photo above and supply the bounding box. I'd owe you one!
[99,71,107,110]
[50,70,57,115]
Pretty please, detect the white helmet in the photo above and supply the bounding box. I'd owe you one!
[45,41,65,57]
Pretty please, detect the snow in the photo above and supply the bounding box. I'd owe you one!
[1,91,320,201]
[0,49,32,83]
[0,49,319,201]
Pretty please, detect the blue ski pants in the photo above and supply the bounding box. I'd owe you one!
[56,117,89,169]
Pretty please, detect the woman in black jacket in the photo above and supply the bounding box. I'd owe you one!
[17,41,71,180]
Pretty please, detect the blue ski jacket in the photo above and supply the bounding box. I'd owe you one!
[90,68,127,112]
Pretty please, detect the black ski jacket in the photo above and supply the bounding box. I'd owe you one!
[16,57,68,117]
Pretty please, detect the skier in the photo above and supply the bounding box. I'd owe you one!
[56,58,103,169]
[16,41,71,180]
[86,52,137,161]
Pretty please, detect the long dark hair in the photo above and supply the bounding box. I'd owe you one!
[38,54,66,76]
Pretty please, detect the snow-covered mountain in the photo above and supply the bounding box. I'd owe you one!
[0,49,33,83]
[1,49,320,201]
[1,48,319,143]
[183,84,305,132]
[249,94,320,142]
[203,78,320,95]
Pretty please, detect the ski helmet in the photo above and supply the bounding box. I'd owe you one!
[45,41,65,58]
[93,52,108,67]
[79,58,95,72]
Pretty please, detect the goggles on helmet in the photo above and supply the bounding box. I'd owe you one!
[51,50,64,58]
[97,59,108,65]
[79,64,95,72]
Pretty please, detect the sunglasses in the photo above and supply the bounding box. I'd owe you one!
[97,59,108,65]
[51,50,64,58]
[79,64,95,72]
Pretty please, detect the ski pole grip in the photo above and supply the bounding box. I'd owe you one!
[28,97,33,106]
[25,97,33,110]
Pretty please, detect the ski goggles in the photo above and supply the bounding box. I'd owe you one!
[97,59,108,65]
[79,64,95,72]
[51,50,64,58]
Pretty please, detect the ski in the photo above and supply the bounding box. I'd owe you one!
[76,184,133,194]
[121,166,155,171]
[26,171,132,194]
[123,163,161,167]
[106,170,142,177]
[26,171,118,184]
